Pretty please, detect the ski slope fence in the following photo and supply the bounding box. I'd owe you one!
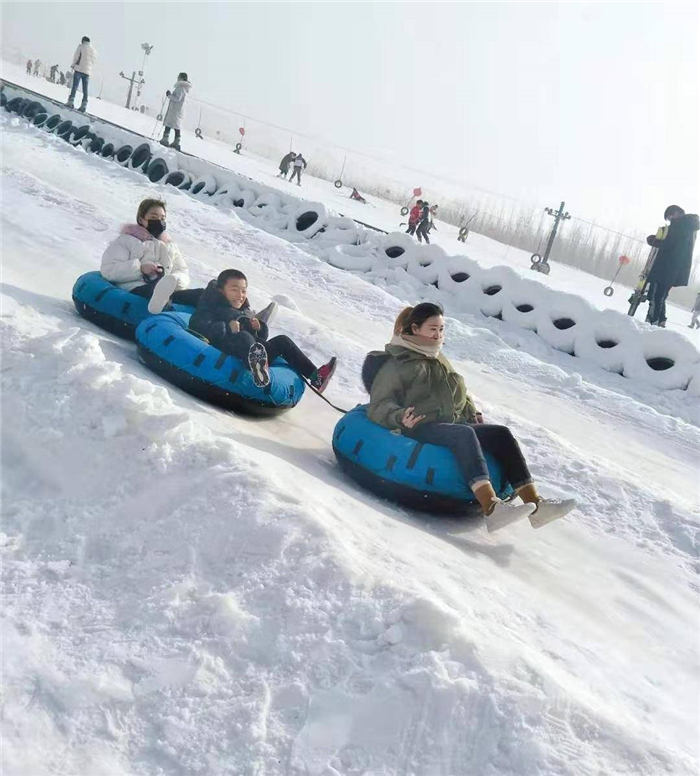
[3,80,699,394]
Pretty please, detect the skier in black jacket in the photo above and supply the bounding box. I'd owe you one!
[645,205,699,326]
[415,202,432,244]
[277,152,296,179]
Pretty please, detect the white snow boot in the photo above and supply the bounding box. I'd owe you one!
[147,275,178,314]
[248,342,270,388]
[485,500,537,533]
[256,301,278,325]
[528,498,577,529]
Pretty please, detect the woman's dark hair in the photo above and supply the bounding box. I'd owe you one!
[178,72,188,81]
[137,198,166,222]
[394,303,444,335]
[216,269,247,288]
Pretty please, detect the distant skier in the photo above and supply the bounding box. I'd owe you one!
[406,199,423,235]
[59,71,66,86]
[415,201,432,244]
[350,187,367,204]
[277,151,296,179]
[65,69,73,91]
[33,59,41,76]
[50,64,59,83]
[290,154,307,186]
[160,73,192,151]
[689,292,700,330]
[645,205,699,327]
[67,36,97,112]
[26,59,32,75]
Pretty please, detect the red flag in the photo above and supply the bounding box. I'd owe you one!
[619,255,631,265]
[413,187,422,197]
[239,127,246,136]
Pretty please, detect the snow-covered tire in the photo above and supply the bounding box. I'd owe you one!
[44,114,62,133]
[115,144,134,166]
[622,330,698,390]
[164,170,192,190]
[22,100,45,120]
[69,124,92,146]
[536,293,595,354]
[288,202,328,238]
[686,364,700,397]
[326,244,376,273]
[88,136,105,154]
[100,142,115,159]
[436,256,480,294]
[32,112,49,128]
[572,311,639,373]
[381,232,416,268]
[471,266,520,318]
[500,278,549,331]
[128,142,152,171]
[249,192,282,217]
[146,156,169,183]
[56,119,73,140]
[190,174,218,196]
[406,244,447,286]
[5,97,26,114]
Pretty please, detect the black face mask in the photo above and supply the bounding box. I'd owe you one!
[146,219,166,238]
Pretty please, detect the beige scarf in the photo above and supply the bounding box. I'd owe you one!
[390,333,443,359]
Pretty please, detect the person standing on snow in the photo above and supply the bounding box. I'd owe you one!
[160,73,192,151]
[67,36,97,112]
[415,201,432,244]
[688,292,700,329]
[406,199,423,235]
[26,59,32,75]
[645,205,699,327]
[50,64,59,83]
[277,151,296,178]
[290,154,307,186]
[33,59,41,76]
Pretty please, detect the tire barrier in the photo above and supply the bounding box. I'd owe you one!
[194,127,203,139]
[234,142,242,153]
[72,272,194,340]
[5,81,696,393]
[145,157,169,183]
[128,142,152,171]
[334,179,343,189]
[333,405,512,514]
[115,144,134,166]
[135,312,305,416]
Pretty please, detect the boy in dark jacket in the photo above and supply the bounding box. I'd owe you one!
[646,205,699,326]
[189,269,337,391]
[415,202,432,244]
[278,151,296,178]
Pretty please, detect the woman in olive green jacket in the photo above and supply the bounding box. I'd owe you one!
[366,303,576,531]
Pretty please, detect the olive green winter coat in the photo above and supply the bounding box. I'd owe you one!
[366,344,478,431]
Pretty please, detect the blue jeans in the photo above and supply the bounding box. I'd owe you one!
[69,72,89,105]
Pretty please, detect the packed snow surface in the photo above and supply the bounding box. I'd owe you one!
[1,85,699,775]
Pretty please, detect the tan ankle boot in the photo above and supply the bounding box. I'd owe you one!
[473,482,499,515]
[517,483,541,505]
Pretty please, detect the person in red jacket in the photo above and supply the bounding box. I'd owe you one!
[406,200,423,235]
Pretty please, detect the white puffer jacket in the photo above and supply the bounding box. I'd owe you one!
[72,43,97,76]
[101,225,190,291]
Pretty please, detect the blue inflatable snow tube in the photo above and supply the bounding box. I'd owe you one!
[135,312,306,416]
[72,272,194,339]
[333,405,513,514]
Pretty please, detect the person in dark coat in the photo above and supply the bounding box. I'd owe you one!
[645,205,699,327]
[415,201,432,244]
[189,269,337,391]
[26,59,32,75]
[277,151,296,178]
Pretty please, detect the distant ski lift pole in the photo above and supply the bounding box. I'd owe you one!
[530,200,571,275]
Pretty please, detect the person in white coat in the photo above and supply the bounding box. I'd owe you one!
[101,198,204,313]
[160,73,192,151]
[67,36,97,112]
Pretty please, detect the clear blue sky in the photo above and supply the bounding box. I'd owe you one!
[2,1,698,231]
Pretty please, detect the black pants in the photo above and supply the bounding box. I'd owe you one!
[416,221,430,244]
[217,332,316,378]
[69,72,89,105]
[290,168,302,184]
[407,422,532,489]
[406,223,417,235]
[130,282,204,308]
[646,281,671,326]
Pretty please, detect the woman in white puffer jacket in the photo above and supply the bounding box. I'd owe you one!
[101,198,204,313]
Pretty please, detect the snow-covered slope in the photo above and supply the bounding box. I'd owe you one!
[1,98,699,774]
